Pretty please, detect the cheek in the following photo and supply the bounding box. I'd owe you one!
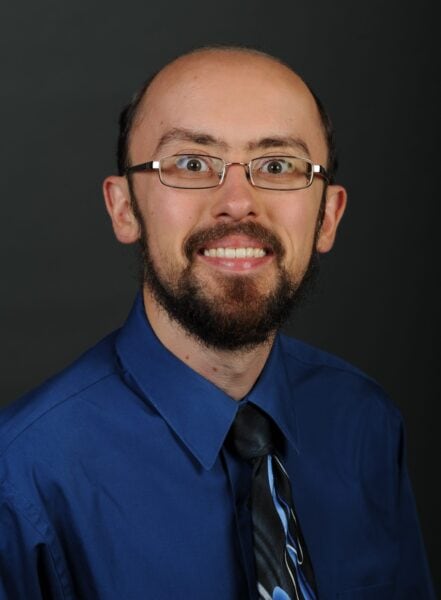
[143,192,201,262]
[270,198,321,263]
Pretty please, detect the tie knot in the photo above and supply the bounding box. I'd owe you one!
[226,403,277,461]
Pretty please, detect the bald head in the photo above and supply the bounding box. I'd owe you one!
[117,46,337,181]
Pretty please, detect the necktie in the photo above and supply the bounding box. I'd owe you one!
[226,403,318,600]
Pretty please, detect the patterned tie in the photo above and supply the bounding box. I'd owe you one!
[226,403,318,600]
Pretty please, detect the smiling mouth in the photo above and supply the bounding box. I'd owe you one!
[185,222,281,264]
[201,247,268,258]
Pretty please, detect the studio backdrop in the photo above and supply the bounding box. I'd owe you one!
[1,0,439,593]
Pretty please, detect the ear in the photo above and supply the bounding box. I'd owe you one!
[102,176,140,244]
[316,184,347,253]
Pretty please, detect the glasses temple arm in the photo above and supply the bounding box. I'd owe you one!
[313,164,330,182]
[125,161,160,175]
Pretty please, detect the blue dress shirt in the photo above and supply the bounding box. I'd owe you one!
[0,294,435,599]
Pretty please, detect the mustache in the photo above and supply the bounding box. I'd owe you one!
[183,222,285,262]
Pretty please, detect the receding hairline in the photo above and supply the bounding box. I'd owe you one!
[117,45,338,180]
[134,46,309,128]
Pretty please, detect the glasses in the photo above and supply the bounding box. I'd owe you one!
[126,154,329,191]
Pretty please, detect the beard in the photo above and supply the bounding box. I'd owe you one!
[131,196,321,352]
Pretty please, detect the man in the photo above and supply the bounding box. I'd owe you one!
[0,47,435,599]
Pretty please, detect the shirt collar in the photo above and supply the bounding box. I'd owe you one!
[245,334,299,455]
[115,293,299,470]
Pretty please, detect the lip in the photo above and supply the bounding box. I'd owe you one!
[198,234,272,253]
[196,234,273,273]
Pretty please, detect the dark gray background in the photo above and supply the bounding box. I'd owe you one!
[1,0,439,592]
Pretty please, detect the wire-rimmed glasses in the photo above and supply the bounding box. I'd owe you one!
[126,154,329,191]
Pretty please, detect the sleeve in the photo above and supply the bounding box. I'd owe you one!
[0,479,71,600]
[393,419,436,599]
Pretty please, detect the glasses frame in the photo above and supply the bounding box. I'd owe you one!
[125,153,329,191]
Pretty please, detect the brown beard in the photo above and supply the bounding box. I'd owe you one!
[131,196,321,351]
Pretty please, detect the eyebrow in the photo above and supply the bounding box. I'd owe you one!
[153,128,229,155]
[153,128,311,158]
[246,136,311,157]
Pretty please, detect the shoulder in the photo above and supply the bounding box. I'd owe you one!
[278,332,402,426]
[0,331,122,457]
[278,334,405,481]
[280,331,373,378]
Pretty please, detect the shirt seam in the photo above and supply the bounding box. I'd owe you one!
[1,370,117,457]
[281,342,385,388]
[1,479,70,599]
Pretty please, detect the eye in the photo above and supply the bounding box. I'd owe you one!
[175,155,211,172]
[259,157,294,175]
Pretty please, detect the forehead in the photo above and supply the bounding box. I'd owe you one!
[130,52,327,163]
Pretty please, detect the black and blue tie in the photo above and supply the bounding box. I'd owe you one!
[227,403,318,600]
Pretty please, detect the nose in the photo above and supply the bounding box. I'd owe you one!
[210,162,260,222]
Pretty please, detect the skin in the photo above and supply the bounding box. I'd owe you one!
[103,50,347,400]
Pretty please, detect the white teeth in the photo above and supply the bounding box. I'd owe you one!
[203,247,267,258]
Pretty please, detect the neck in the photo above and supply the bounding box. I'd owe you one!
[142,288,274,400]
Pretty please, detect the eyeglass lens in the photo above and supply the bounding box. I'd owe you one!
[159,154,313,190]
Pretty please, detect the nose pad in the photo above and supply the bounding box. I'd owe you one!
[223,162,251,184]
[212,162,260,221]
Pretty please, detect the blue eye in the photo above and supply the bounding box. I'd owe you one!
[175,156,210,172]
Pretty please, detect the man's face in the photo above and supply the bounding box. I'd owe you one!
[124,52,340,350]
